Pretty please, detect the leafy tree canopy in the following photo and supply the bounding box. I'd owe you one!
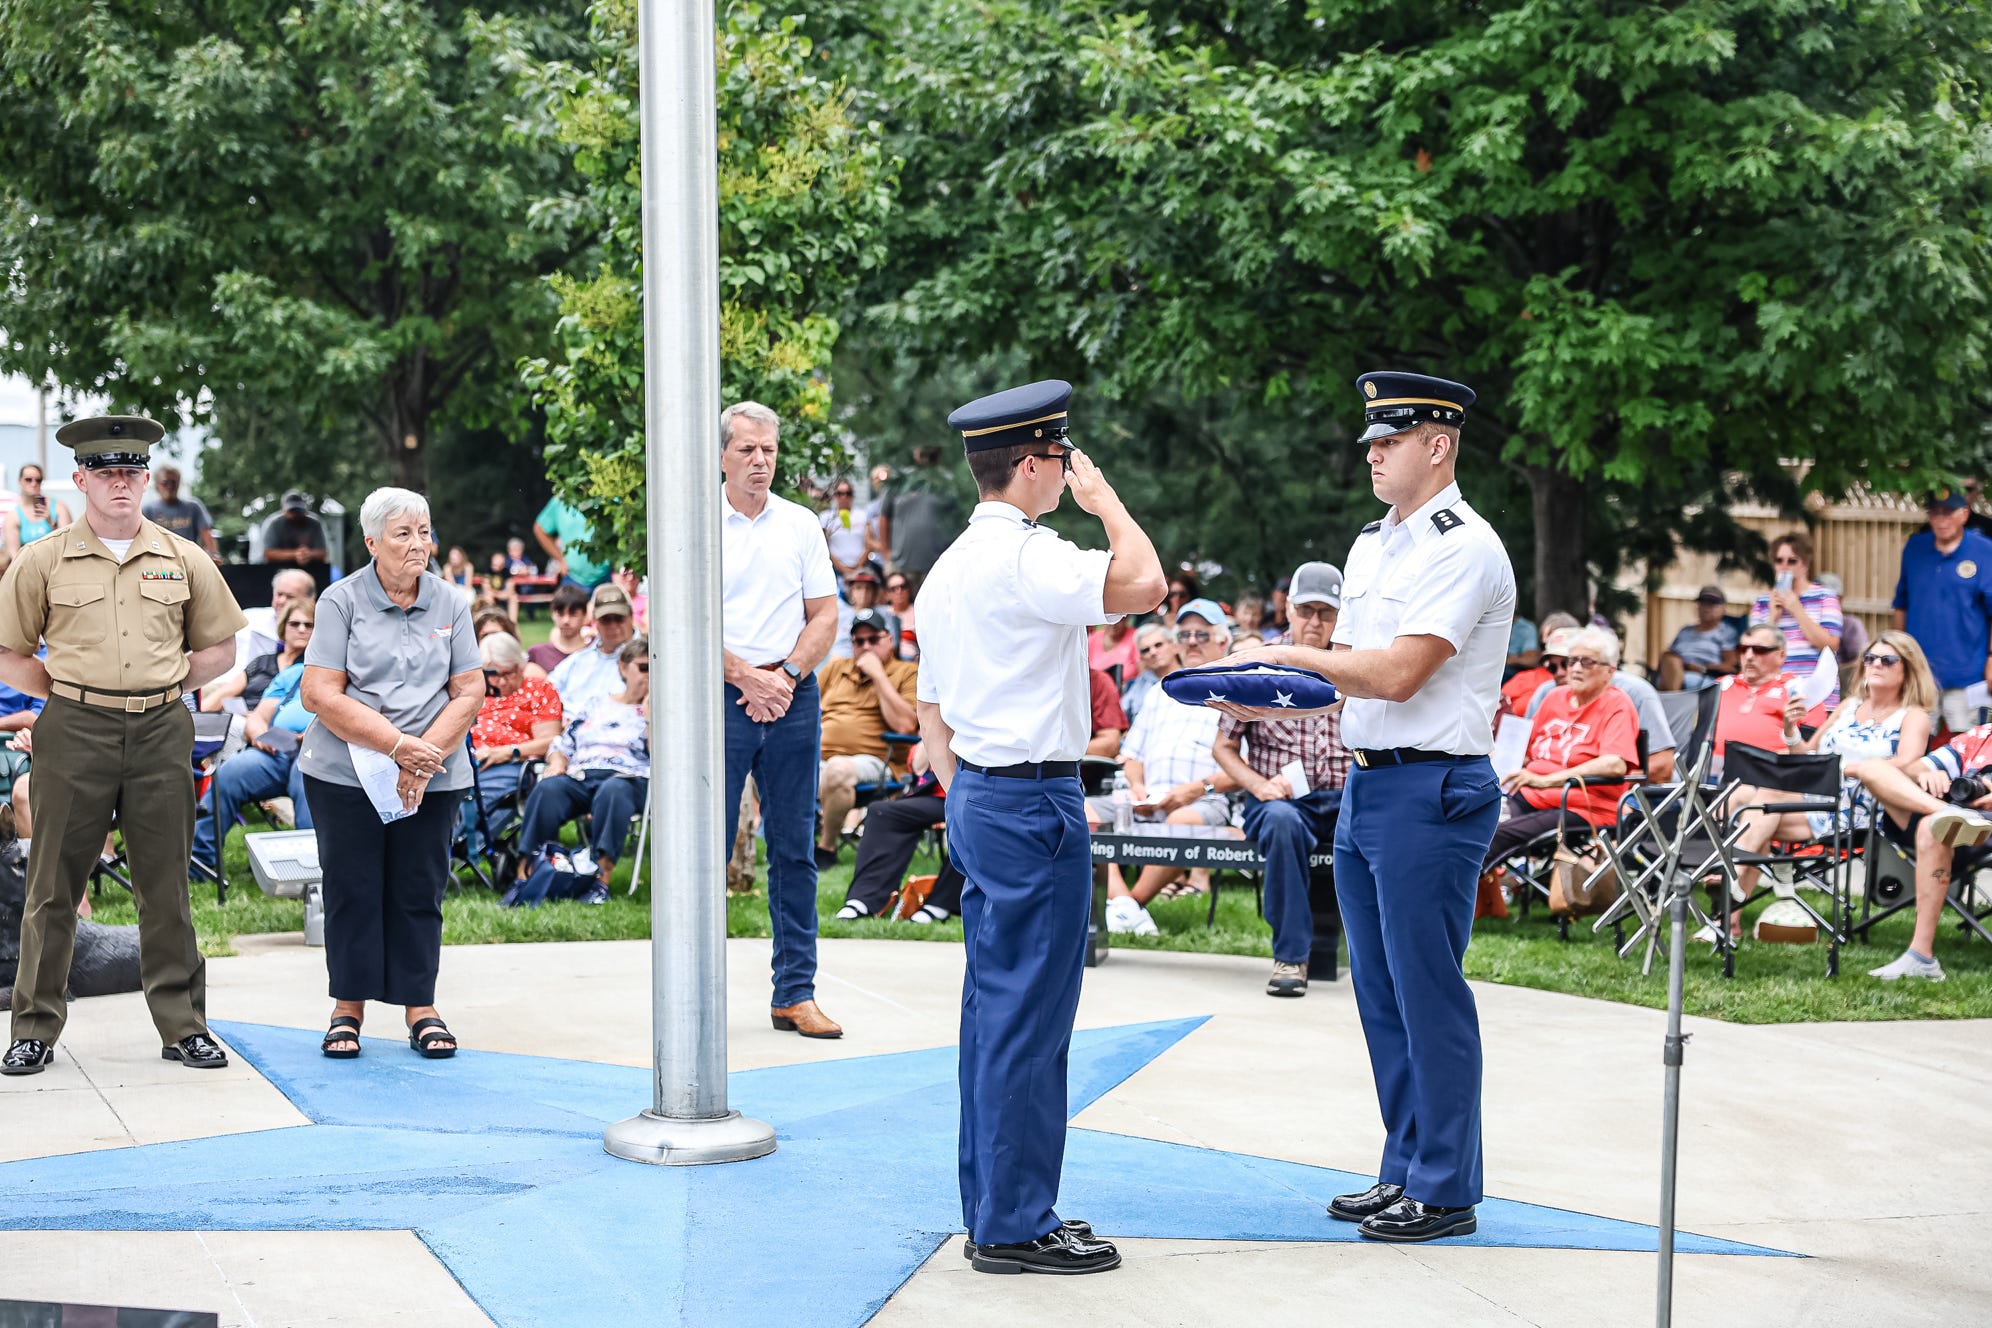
[861,0,1992,614]
[0,0,587,498]
[519,0,898,574]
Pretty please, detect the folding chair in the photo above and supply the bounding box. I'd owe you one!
[1589,741,1735,972]
[844,730,922,837]
[1711,742,1851,977]
[1492,731,1647,940]
[1852,822,1992,947]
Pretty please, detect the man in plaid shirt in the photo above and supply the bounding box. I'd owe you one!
[1213,561,1350,996]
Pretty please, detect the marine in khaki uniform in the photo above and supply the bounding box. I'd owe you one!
[0,416,246,1076]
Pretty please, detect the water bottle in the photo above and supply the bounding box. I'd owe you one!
[1111,771,1134,834]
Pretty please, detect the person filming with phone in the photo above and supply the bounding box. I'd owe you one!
[1749,532,1842,719]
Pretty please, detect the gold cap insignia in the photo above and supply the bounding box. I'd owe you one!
[1363,381,1378,399]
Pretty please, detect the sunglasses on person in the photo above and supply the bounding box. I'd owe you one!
[1564,655,1608,669]
[850,632,885,648]
[834,488,854,498]
[1543,656,1569,671]
[287,619,315,631]
[886,581,909,594]
[1862,651,1902,667]
[1175,629,1216,644]
[1739,641,1783,656]
[626,660,649,672]
[1290,603,1334,621]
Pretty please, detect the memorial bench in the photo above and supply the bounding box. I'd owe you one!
[1086,823,1341,981]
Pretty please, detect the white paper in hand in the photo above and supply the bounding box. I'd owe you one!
[351,744,418,824]
[1279,759,1310,799]
[1490,712,1531,780]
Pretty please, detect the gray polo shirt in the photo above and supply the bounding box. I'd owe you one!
[297,564,480,791]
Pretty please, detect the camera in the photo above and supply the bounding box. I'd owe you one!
[1946,770,1991,806]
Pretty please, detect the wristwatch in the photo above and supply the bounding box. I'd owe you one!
[1202,778,1218,798]
[511,745,522,762]
[780,661,804,684]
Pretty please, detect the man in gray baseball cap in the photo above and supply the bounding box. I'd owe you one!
[1210,560,1351,996]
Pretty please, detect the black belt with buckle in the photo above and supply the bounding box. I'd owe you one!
[957,759,1080,781]
[1352,747,1474,769]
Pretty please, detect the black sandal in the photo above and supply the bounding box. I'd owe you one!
[408,1016,457,1059]
[321,1015,362,1059]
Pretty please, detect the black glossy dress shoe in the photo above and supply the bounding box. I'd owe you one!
[1358,1197,1477,1243]
[1,1038,53,1076]
[161,1033,229,1069]
[964,1219,1094,1261]
[1327,1181,1403,1222]
[971,1225,1121,1275]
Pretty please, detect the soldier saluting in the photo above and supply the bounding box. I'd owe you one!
[0,416,245,1076]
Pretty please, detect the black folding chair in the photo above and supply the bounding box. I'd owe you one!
[1495,730,1647,941]
[1853,822,1992,947]
[1713,742,1851,977]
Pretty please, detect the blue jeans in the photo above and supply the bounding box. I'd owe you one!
[460,760,525,856]
[723,675,821,1008]
[517,769,648,865]
[1241,788,1340,964]
[193,744,312,871]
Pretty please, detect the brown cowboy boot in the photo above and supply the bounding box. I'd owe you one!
[770,1000,843,1039]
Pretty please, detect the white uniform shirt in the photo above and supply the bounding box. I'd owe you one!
[722,489,838,666]
[915,502,1116,766]
[1332,481,1515,755]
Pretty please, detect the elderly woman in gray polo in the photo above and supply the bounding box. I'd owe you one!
[298,487,483,1061]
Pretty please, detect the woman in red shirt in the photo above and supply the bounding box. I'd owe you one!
[1481,627,1640,873]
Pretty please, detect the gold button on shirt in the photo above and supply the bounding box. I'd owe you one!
[0,520,247,690]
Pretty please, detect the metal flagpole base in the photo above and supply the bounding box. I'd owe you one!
[603,1109,777,1166]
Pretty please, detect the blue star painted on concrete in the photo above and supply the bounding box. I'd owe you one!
[0,1017,1792,1326]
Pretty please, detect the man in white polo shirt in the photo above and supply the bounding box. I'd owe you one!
[718,402,842,1038]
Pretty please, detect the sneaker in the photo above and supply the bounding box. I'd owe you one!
[1105,895,1158,936]
[575,884,610,906]
[1868,949,1946,982]
[1928,806,1992,849]
[1267,961,1308,998]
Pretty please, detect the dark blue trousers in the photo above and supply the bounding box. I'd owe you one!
[1333,757,1501,1208]
[723,676,821,1009]
[1241,788,1340,964]
[517,769,648,865]
[946,767,1091,1246]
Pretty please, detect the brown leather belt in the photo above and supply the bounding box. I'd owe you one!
[49,681,184,713]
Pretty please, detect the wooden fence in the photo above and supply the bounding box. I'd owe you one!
[1616,490,1930,671]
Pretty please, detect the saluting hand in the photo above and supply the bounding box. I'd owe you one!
[1063,449,1122,517]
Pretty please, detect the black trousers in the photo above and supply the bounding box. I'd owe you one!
[305,775,464,1007]
[1481,793,1590,873]
[845,792,963,916]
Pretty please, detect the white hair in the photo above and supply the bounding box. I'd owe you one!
[719,401,780,449]
[1135,623,1171,646]
[273,568,316,596]
[1567,625,1621,668]
[358,486,430,540]
[479,632,528,668]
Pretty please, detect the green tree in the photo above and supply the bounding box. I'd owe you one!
[0,0,587,497]
[519,0,897,574]
[868,0,1992,617]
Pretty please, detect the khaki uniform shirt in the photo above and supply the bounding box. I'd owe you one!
[0,519,246,691]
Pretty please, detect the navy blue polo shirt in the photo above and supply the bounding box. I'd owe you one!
[1894,528,1992,689]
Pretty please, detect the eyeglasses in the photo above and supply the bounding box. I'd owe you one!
[1565,655,1607,669]
[1290,603,1334,621]
[629,661,649,673]
[1175,629,1216,644]
[1862,652,1902,667]
[885,583,909,594]
[1739,642,1783,656]
[850,633,884,647]
[1013,451,1071,473]
[287,620,315,631]
[834,488,853,497]
[1544,657,1569,670]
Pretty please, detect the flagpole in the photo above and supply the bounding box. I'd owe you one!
[602,0,776,1167]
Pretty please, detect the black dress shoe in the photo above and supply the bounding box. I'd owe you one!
[971,1225,1121,1275]
[1327,1181,1403,1222]
[161,1033,229,1069]
[964,1219,1094,1261]
[1358,1197,1477,1243]
[1,1038,53,1076]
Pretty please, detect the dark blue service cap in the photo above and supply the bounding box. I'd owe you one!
[1356,372,1475,442]
[1929,486,1970,511]
[945,379,1072,454]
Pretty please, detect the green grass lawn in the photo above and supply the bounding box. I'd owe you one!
[85,823,1992,1024]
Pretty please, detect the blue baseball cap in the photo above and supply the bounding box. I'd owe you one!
[1175,597,1230,629]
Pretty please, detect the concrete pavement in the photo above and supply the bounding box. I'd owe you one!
[3,933,1987,1326]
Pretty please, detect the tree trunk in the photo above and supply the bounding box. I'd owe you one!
[386,350,430,494]
[1526,463,1589,622]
